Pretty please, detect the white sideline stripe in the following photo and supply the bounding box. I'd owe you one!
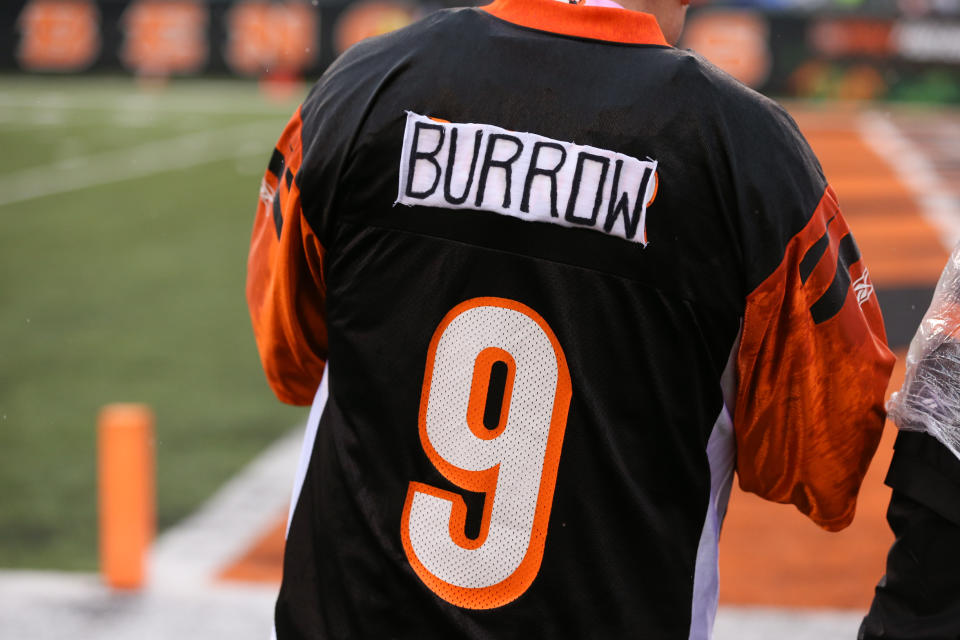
[149,424,304,587]
[0,93,294,115]
[714,605,865,640]
[0,569,277,640]
[858,111,960,251]
[0,121,277,208]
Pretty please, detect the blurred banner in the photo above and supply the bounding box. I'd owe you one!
[680,7,960,102]
[0,0,428,78]
[1,0,960,102]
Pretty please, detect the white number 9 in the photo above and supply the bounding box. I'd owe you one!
[401,297,572,609]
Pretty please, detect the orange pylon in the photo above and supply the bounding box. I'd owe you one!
[98,403,155,590]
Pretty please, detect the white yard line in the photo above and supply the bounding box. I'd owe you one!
[858,111,960,251]
[0,121,277,207]
[149,424,303,587]
[0,92,295,116]
[0,568,866,640]
[0,569,277,640]
[714,605,865,640]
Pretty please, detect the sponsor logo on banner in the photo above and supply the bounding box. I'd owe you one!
[334,1,420,55]
[681,10,772,89]
[396,113,659,245]
[17,0,100,72]
[224,1,318,76]
[121,0,208,75]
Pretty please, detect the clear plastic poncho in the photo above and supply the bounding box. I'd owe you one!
[887,243,960,461]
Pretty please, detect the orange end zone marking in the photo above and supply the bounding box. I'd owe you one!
[217,515,287,584]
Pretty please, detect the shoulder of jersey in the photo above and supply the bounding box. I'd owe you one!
[671,47,821,180]
[672,48,795,126]
[334,7,482,67]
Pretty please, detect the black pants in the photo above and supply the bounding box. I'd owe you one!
[859,431,960,639]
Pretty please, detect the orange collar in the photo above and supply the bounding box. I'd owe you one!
[482,0,669,46]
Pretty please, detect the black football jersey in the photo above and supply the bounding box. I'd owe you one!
[246,1,895,637]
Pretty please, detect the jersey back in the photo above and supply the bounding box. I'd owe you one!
[249,3,894,638]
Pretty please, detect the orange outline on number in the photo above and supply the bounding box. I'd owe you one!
[400,297,572,609]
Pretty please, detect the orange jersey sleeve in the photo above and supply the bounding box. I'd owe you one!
[735,186,895,531]
[246,107,328,405]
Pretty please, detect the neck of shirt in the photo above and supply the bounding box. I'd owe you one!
[482,0,670,46]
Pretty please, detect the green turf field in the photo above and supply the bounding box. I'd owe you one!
[0,76,310,570]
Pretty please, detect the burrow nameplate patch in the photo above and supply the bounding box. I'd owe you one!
[396,112,658,245]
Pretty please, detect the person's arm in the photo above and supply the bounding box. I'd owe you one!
[859,430,960,639]
[734,184,895,530]
[246,107,328,405]
[860,263,960,636]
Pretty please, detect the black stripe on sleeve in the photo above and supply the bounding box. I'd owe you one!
[268,148,285,178]
[799,216,835,285]
[809,233,861,324]
[272,193,283,239]
[284,168,293,189]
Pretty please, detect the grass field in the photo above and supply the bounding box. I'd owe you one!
[0,76,310,570]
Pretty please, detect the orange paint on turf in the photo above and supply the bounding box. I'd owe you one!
[217,515,286,583]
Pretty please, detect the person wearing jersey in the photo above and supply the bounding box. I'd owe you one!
[860,248,960,639]
[246,0,895,637]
